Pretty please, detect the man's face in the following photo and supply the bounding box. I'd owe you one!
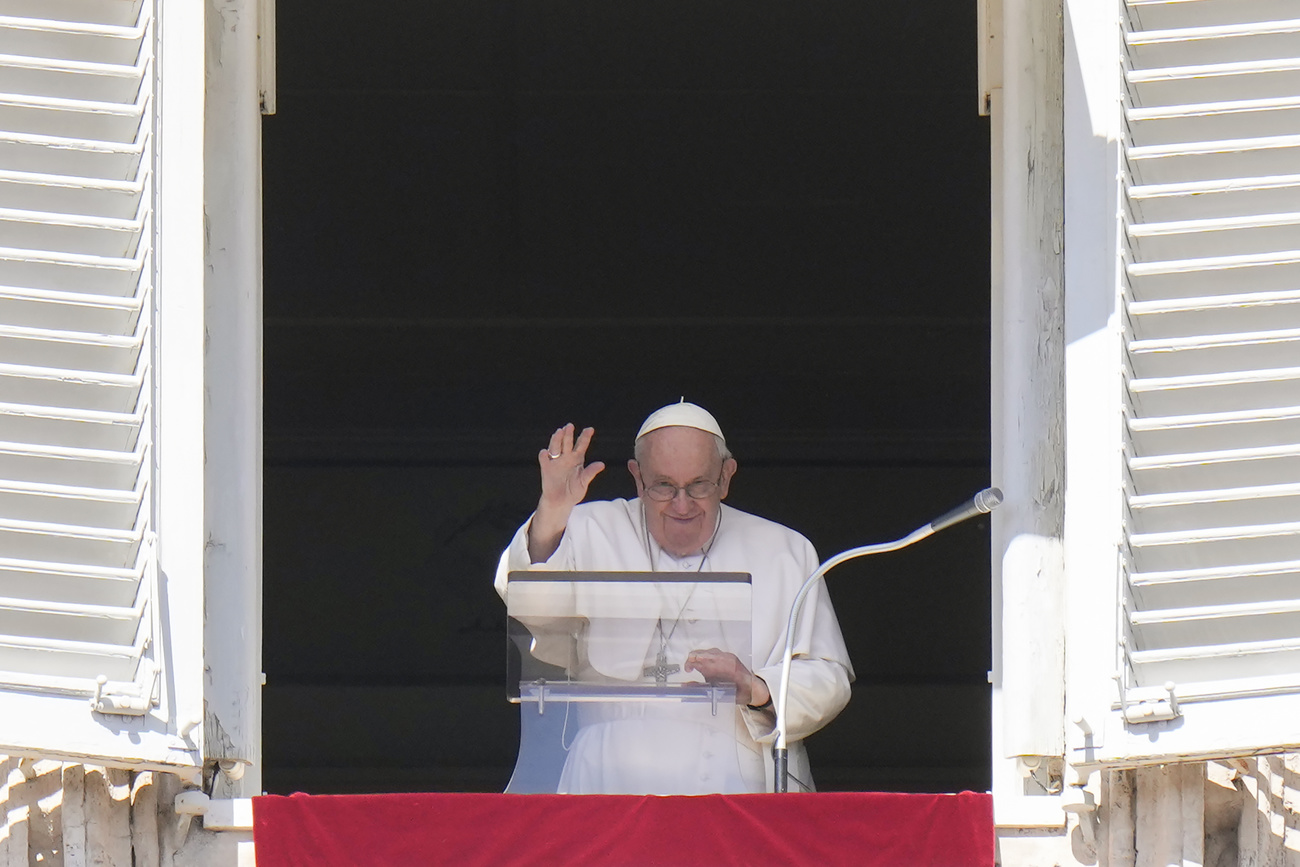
[628,426,737,558]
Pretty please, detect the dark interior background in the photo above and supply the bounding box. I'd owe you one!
[260,0,992,794]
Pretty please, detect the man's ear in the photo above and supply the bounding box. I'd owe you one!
[718,458,738,499]
[627,459,644,495]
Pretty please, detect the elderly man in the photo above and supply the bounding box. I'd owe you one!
[495,401,853,794]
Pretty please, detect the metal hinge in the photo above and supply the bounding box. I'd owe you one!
[90,661,159,716]
[1116,677,1180,724]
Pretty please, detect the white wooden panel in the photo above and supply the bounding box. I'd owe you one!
[1089,0,1300,764]
[0,0,152,699]
[0,0,201,771]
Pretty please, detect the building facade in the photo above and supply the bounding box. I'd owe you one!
[990,0,1300,863]
[3,0,1300,864]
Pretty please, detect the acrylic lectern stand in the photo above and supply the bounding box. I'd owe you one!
[504,571,753,795]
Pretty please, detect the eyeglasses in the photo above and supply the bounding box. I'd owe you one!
[640,473,723,502]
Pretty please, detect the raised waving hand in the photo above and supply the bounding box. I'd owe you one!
[527,423,606,563]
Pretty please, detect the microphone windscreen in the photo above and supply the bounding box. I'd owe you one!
[974,487,1003,513]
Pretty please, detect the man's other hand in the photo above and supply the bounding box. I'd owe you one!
[684,647,770,708]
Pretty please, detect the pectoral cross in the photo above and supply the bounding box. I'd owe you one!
[643,639,680,684]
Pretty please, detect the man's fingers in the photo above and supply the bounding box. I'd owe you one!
[542,423,583,461]
[684,650,748,678]
[580,462,606,486]
[543,423,594,460]
[574,426,597,455]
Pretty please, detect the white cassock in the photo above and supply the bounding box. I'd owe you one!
[495,498,854,794]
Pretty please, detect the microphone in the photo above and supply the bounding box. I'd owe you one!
[772,486,1004,792]
[928,487,1003,534]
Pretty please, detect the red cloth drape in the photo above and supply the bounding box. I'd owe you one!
[253,791,993,867]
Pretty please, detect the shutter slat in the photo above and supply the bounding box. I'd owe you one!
[0,445,144,489]
[1127,247,1300,275]
[1130,416,1300,457]
[0,283,141,333]
[1133,598,1300,624]
[0,360,145,411]
[0,592,145,645]
[0,51,145,96]
[1129,568,1300,630]
[0,553,140,607]
[1129,18,1300,46]
[1127,57,1300,83]
[1131,638,1300,664]
[0,91,147,143]
[0,516,142,568]
[1131,519,1300,546]
[1129,443,1300,468]
[0,208,145,258]
[1129,287,1300,313]
[0,478,142,527]
[1129,333,1300,380]
[1131,480,1300,507]
[1131,558,1300,586]
[1128,406,1300,456]
[0,321,145,366]
[1130,174,1300,222]
[0,129,144,177]
[0,400,143,451]
[0,630,145,680]
[0,167,145,216]
[1130,211,1300,236]
[0,22,145,69]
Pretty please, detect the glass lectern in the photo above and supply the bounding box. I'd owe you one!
[505,571,753,795]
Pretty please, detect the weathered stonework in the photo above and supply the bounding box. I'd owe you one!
[0,757,249,867]
[999,756,1300,866]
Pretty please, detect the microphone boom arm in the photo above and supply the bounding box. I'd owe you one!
[771,487,1002,793]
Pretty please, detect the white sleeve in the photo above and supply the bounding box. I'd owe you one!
[493,513,578,599]
[744,656,852,744]
[742,529,854,744]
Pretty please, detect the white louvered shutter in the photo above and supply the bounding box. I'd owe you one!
[1087,0,1300,764]
[0,0,204,770]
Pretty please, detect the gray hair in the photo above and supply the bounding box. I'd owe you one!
[634,431,732,466]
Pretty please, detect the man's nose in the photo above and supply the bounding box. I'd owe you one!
[668,489,694,512]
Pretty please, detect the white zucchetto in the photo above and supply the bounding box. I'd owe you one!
[635,400,726,443]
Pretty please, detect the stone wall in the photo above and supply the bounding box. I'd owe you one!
[0,758,247,867]
[1000,756,1300,867]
